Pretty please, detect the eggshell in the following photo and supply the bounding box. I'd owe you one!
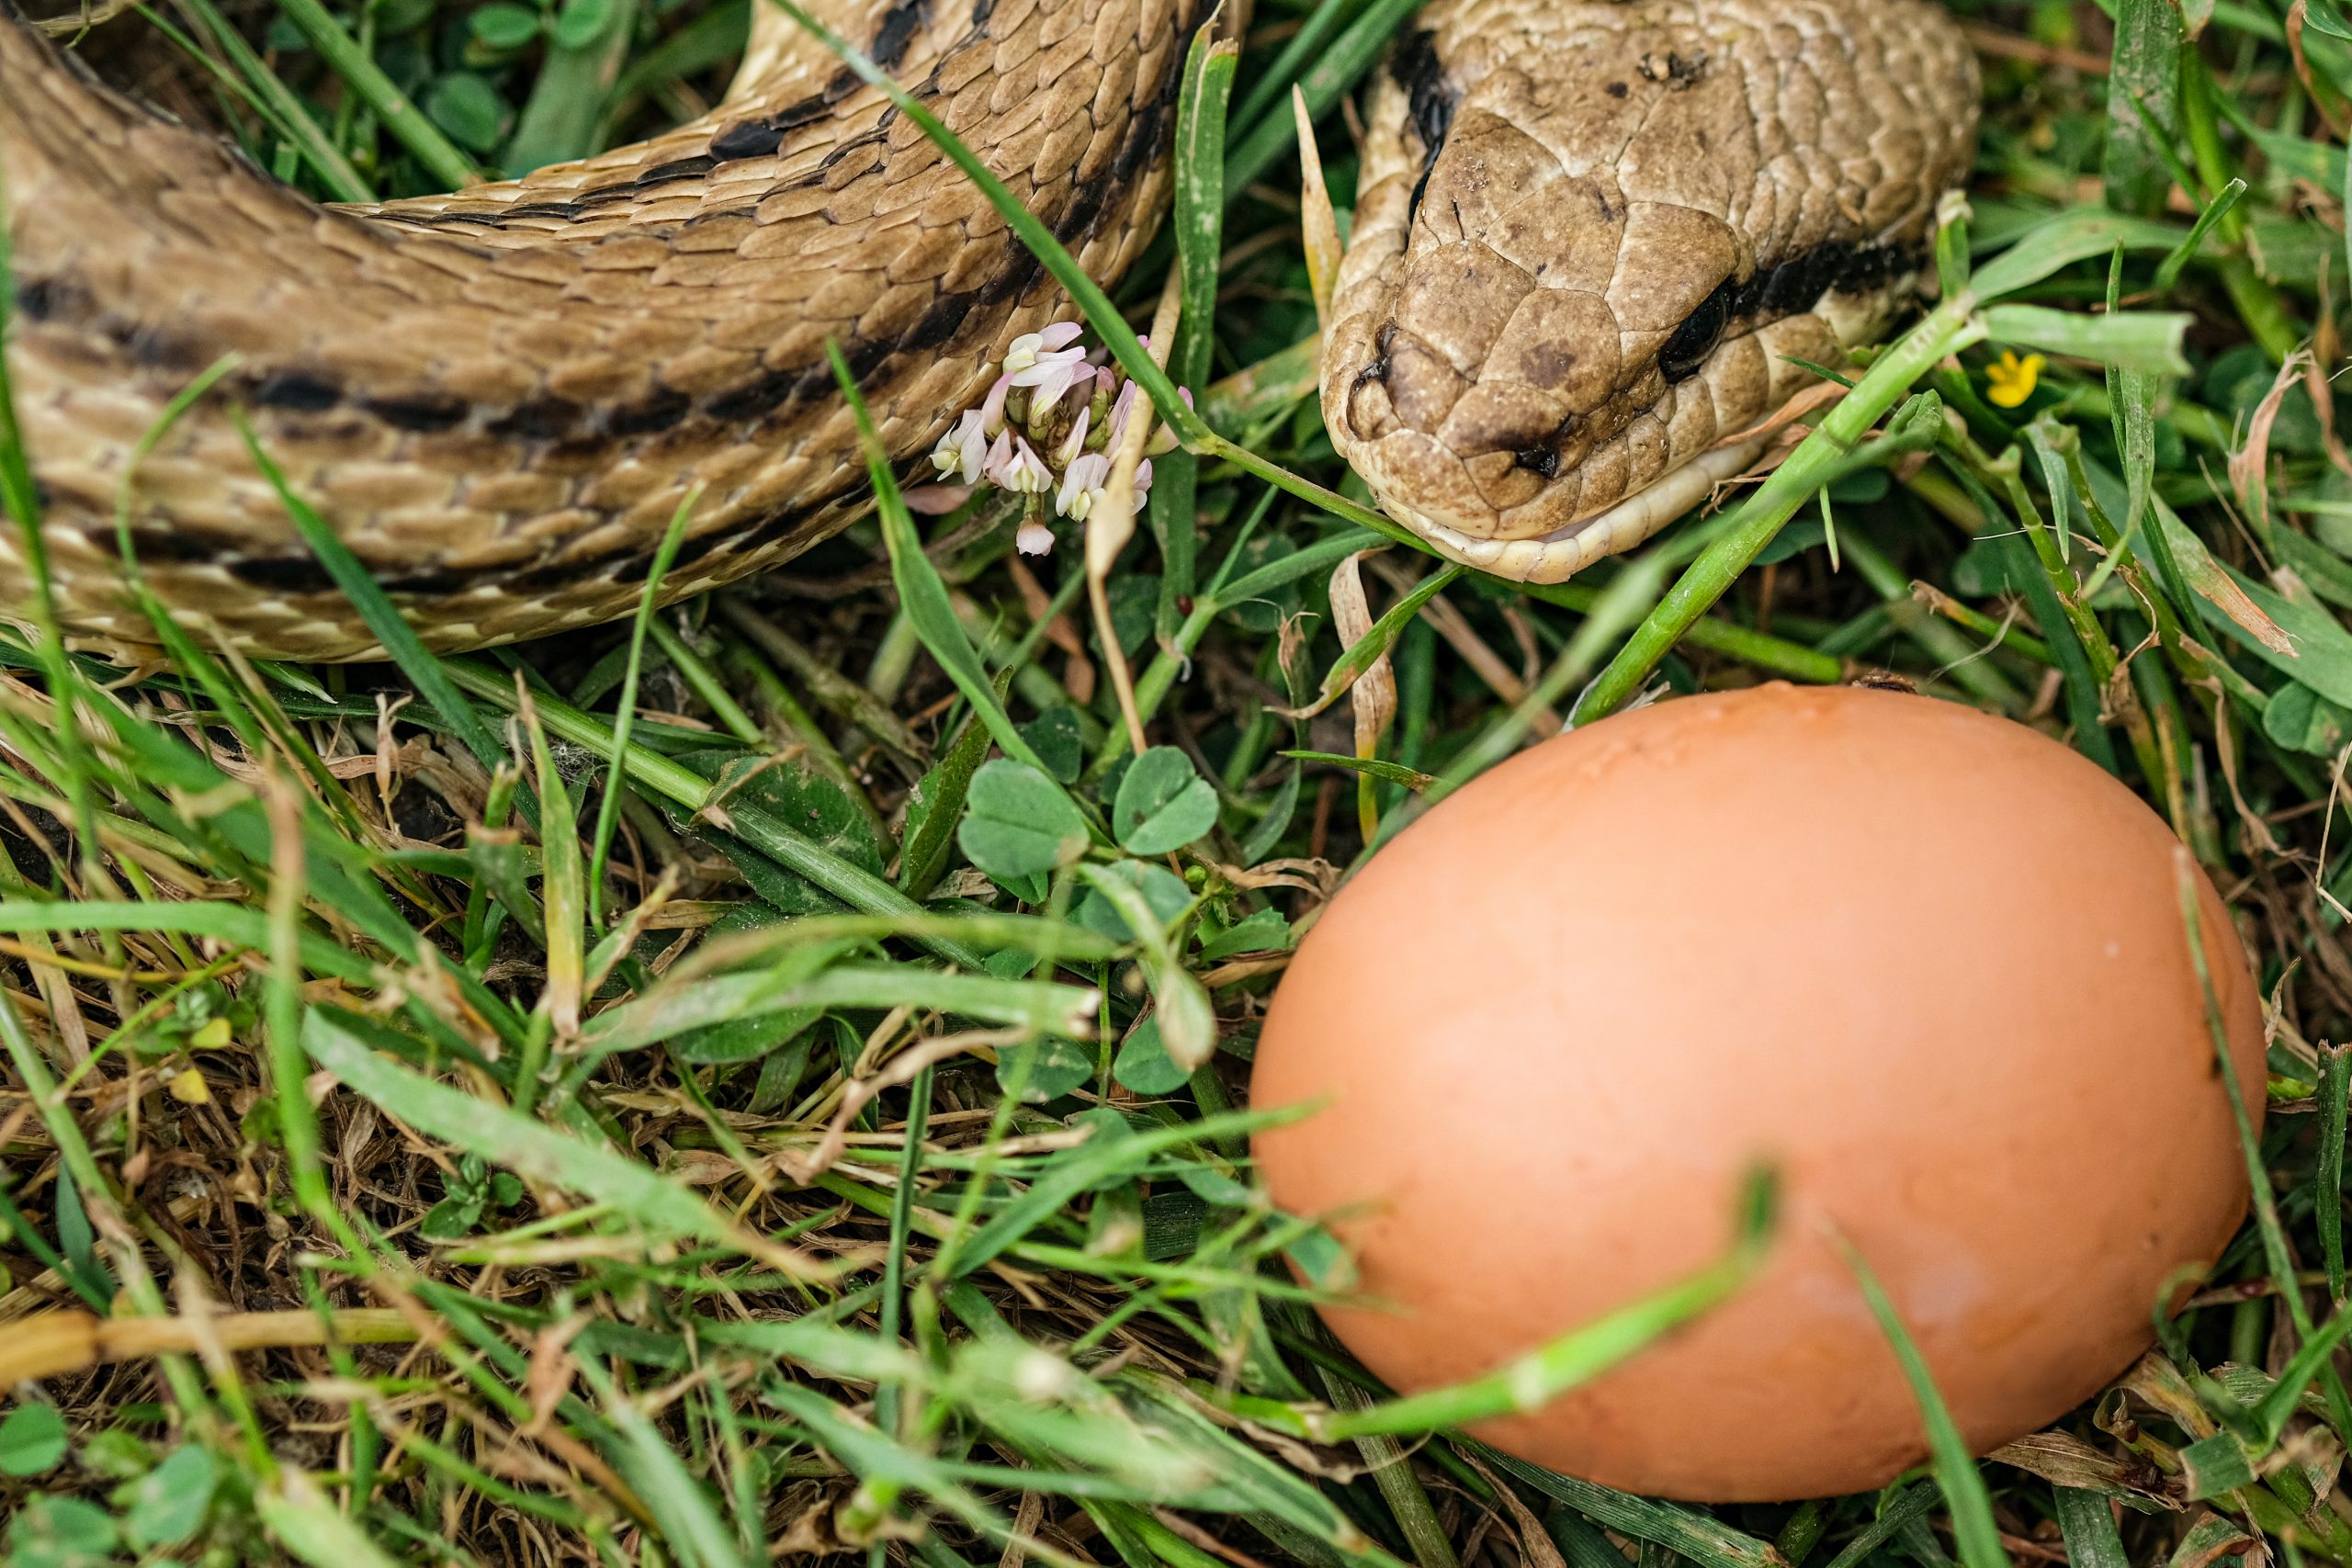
[1250,683,2264,1502]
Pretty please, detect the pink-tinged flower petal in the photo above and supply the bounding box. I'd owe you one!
[903,484,972,514]
[1037,321,1084,351]
[1017,520,1057,556]
[1057,407,1092,465]
[978,376,1012,437]
[1104,380,1141,449]
[1044,363,1092,408]
[981,430,1015,486]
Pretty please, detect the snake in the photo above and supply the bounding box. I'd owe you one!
[0,0,1976,660]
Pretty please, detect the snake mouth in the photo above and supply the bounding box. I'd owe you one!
[1344,270,1916,584]
[1385,437,1768,584]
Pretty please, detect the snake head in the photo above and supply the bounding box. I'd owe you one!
[1319,0,1981,584]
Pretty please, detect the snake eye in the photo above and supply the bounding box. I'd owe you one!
[1657,281,1734,383]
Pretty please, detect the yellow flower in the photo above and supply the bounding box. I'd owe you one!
[1984,349,2044,409]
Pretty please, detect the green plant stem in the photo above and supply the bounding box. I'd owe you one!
[1575,294,1986,723]
[270,0,481,188]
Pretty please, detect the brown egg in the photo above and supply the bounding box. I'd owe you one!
[1251,682,2263,1502]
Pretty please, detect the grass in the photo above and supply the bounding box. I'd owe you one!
[6,0,2352,1562]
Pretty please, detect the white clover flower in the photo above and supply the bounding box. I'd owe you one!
[1009,344,1091,409]
[930,409,987,484]
[1001,321,1082,379]
[990,436,1052,495]
[1016,519,1057,556]
[1057,453,1109,520]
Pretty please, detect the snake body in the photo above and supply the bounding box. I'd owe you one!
[0,0,1973,660]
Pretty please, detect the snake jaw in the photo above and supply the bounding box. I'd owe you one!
[1385,437,1770,584]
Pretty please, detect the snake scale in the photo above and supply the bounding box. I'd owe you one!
[0,0,1975,660]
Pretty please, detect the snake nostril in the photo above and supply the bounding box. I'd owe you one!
[1511,447,1560,479]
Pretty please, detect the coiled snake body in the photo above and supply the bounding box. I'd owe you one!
[0,0,1974,660]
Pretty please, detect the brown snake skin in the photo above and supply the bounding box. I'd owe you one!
[0,0,1974,660]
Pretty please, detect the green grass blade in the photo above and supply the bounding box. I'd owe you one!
[161,0,376,201]
[437,655,986,967]
[1221,0,1422,198]
[2322,1043,2349,1303]
[302,1008,829,1271]
[1317,1170,1773,1440]
[234,415,515,784]
[1154,28,1238,642]
[1835,1236,2008,1568]
[589,491,697,930]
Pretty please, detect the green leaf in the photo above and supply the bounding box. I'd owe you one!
[52,1164,107,1301]
[903,684,1012,899]
[670,1007,821,1066]
[1114,747,1219,854]
[1280,750,1435,793]
[1074,860,1192,941]
[997,1037,1094,1102]
[125,1445,220,1549]
[505,0,639,171]
[1970,208,2185,301]
[0,1404,69,1476]
[2212,566,2352,704]
[2052,1490,2129,1568]
[1239,761,1302,864]
[255,1467,403,1568]
[468,3,543,48]
[418,1192,485,1240]
[423,72,509,153]
[6,1495,118,1568]
[2177,1430,2256,1500]
[960,760,1089,880]
[583,963,1094,1053]
[1076,863,1215,1071]
[1198,906,1290,961]
[239,426,515,792]
[686,750,887,878]
[2104,0,2182,216]
[551,0,614,47]
[2263,682,2352,755]
[1114,1015,1191,1095]
[1017,707,1085,784]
